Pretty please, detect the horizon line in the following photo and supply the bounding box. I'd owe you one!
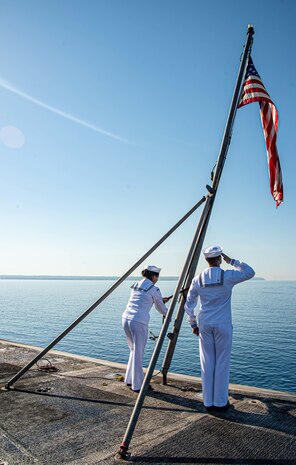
[0,274,267,281]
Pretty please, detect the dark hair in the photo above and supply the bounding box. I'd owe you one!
[206,256,221,267]
[141,269,159,281]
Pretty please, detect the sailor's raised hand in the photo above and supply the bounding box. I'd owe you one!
[221,253,231,264]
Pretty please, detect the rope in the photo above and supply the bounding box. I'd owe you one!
[35,359,58,373]
[166,287,189,301]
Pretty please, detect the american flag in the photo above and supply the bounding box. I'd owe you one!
[238,57,283,207]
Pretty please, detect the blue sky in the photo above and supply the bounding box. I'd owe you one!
[0,0,295,280]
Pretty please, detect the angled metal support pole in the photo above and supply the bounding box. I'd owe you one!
[161,24,254,385]
[5,196,206,390]
[162,193,215,384]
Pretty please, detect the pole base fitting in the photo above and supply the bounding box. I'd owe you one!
[162,370,168,386]
[116,444,131,461]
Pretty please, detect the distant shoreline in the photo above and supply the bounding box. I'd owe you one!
[0,275,178,281]
[0,275,265,281]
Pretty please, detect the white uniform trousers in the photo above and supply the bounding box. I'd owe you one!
[122,318,148,391]
[199,323,233,407]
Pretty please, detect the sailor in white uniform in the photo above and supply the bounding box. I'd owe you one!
[185,246,255,411]
[122,265,168,392]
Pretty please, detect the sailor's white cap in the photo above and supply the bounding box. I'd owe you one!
[145,264,161,273]
[203,245,223,258]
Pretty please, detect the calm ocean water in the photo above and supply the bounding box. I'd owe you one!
[0,278,295,394]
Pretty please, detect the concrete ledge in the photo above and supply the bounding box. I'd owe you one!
[1,338,295,401]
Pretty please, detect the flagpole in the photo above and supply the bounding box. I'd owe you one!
[117,24,254,460]
[161,24,254,384]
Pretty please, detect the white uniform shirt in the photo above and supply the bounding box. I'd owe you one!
[122,278,168,326]
[185,259,255,327]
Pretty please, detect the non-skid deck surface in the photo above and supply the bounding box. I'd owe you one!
[1,340,295,465]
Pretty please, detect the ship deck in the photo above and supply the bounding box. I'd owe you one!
[1,339,295,465]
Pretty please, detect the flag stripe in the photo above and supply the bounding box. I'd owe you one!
[240,95,274,106]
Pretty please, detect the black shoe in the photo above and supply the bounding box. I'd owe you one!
[130,385,154,393]
[212,402,231,412]
[205,405,215,412]
[126,383,132,387]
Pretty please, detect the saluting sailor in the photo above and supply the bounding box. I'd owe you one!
[122,265,168,392]
[185,246,255,411]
